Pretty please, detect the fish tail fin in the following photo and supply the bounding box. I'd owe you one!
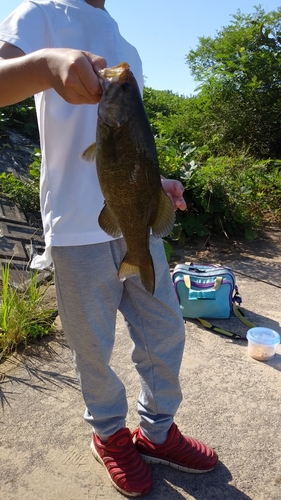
[139,256,155,295]
[118,253,155,295]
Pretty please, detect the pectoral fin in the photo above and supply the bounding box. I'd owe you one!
[81,142,97,162]
[98,203,122,238]
[152,189,175,238]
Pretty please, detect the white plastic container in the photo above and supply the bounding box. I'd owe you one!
[246,327,280,361]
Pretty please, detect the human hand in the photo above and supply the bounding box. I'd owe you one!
[42,48,106,104]
[161,178,186,211]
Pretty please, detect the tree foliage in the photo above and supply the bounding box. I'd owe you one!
[0,97,38,140]
[143,87,202,180]
[186,6,281,158]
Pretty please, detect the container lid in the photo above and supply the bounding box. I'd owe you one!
[246,327,280,345]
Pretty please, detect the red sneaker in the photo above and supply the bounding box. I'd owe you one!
[91,427,153,497]
[132,423,218,473]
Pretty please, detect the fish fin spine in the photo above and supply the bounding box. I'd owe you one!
[152,188,175,238]
[98,204,122,238]
[81,142,97,162]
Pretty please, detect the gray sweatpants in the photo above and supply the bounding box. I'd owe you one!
[52,236,185,444]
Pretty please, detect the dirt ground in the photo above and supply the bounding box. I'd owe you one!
[169,225,281,266]
[1,226,281,500]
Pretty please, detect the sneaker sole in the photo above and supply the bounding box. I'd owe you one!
[140,453,216,473]
[90,441,145,497]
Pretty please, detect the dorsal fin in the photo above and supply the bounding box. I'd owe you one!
[81,142,97,162]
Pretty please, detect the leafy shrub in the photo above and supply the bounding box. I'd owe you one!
[176,155,281,239]
[0,97,38,140]
[0,148,41,214]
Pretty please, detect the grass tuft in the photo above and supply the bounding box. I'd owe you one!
[0,263,57,359]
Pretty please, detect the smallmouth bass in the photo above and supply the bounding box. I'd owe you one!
[81,62,174,294]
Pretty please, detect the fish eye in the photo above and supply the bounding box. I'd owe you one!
[121,82,130,92]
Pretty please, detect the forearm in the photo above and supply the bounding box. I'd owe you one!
[0,49,51,106]
[0,47,106,107]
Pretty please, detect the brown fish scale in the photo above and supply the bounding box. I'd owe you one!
[97,119,163,261]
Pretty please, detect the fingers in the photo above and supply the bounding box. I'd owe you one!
[85,52,107,74]
[63,51,105,104]
[173,196,186,211]
[167,193,186,211]
[78,52,107,102]
[162,179,187,211]
[43,48,107,105]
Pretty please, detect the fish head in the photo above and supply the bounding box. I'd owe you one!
[97,62,140,128]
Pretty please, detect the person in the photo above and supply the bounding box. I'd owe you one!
[0,1,218,496]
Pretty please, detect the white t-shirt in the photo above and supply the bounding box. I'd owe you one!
[0,0,143,268]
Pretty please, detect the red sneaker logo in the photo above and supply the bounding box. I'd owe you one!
[117,437,130,447]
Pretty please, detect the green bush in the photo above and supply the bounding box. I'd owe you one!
[0,97,38,140]
[0,147,41,214]
[175,155,281,240]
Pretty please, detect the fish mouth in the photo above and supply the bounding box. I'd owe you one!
[97,62,130,84]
